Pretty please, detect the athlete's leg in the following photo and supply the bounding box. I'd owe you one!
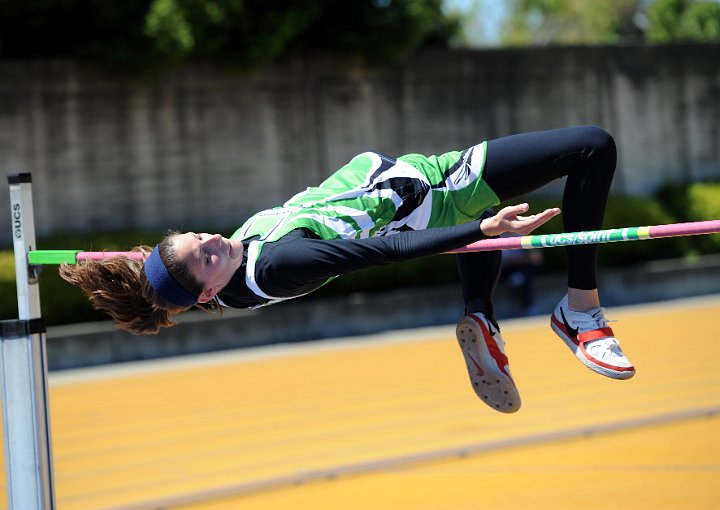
[482,125,616,293]
[457,250,502,322]
[456,125,615,316]
[454,126,628,410]
[478,125,633,380]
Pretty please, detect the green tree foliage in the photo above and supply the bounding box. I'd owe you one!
[142,0,322,65]
[500,0,642,46]
[497,0,720,46]
[0,0,459,70]
[297,0,460,62]
[647,0,720,42]
[646,0,687,41]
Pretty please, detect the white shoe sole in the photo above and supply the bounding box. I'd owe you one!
[456,315,521,413]
[550,317,635,380]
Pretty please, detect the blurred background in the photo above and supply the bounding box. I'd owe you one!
[0,0,718,366]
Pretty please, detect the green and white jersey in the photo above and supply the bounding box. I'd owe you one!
[231,143,499,302]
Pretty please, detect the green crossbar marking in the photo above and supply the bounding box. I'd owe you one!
[28,250,81,265]
[528,227,647,248]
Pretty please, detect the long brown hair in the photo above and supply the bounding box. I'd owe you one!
[59,235,211,335]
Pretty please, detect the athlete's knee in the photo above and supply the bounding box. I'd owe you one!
[578,125,616,158]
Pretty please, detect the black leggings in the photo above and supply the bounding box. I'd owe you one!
[458,125,617,322]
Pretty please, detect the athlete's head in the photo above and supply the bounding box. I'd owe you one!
[59,232,242,335]
[164,232,244,303]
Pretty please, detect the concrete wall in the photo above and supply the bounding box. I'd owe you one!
[0,44,719,243]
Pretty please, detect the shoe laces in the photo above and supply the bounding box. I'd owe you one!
[571,307,615,332]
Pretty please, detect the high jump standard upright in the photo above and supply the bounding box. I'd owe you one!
[1,173,56,509]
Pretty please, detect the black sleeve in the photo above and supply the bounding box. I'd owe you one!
[255,220,489,297]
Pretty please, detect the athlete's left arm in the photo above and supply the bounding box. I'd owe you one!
[259,219,489,290]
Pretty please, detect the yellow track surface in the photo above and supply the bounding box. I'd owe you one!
[1,296,719,510]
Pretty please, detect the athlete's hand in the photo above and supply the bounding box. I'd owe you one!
[480,203,561,237]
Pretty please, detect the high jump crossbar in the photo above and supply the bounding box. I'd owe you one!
[451,219,720,253]
[21,219,720,265]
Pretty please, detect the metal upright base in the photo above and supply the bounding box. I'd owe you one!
[0,320,54,509]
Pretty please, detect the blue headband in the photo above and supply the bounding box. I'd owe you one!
[143,245,198,307]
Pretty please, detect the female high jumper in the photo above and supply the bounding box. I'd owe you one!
[61,125,635,413]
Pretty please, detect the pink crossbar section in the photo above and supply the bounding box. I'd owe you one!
[648,219,720,238]
[76,251,145,261]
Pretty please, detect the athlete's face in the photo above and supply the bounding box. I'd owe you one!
[171,232,244,302]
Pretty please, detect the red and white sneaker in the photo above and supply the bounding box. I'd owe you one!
[456,313,521,413]
[551,295,635,380]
